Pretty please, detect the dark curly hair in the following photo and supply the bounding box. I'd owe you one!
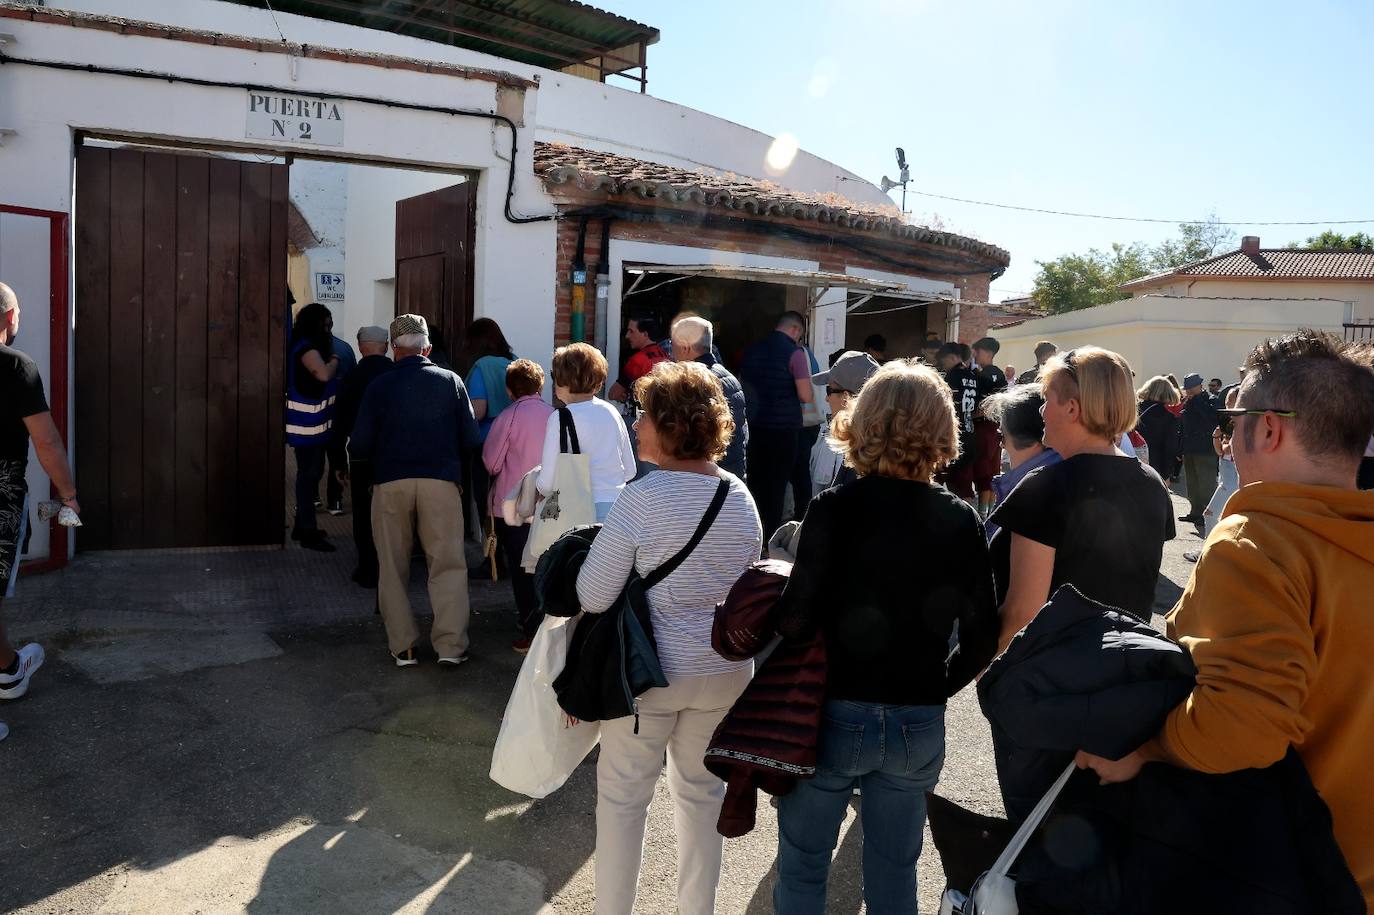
[633,361,734,462]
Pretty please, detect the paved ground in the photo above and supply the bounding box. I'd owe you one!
[1,484,1203,914]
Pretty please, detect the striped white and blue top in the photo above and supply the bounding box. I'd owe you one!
[576,470,763,678]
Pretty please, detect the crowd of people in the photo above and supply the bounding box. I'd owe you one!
[4,274,1374,913]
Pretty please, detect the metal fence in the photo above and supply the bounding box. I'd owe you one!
[1345,322,1374,342]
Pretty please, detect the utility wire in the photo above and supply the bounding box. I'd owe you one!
[263,0,289,45]
[907,189,1374,227]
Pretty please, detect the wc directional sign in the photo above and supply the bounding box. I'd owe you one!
[246,91,345,146]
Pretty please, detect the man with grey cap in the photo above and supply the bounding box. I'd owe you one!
[670,315,748,479]
[350,314,480,667]
[813,350,881,489]
[1178,371,1221,524]
[334,325,394,589]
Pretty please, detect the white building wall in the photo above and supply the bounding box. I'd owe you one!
[995,296,1352,385]
[51,0,891,203]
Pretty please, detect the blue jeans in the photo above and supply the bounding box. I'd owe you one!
[775,701,946,915]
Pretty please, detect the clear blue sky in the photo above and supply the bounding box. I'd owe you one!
[591,0,1374,301]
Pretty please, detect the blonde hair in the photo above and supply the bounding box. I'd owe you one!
[1041,346,1138,440]
[1137,375,1181,406]
[634,361,733,461]
[830,359,959,480]
[551,342,608,395]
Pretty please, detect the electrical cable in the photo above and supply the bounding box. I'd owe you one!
[0,53,555,225]
[262,0,289,45]
[907,189,1374,227]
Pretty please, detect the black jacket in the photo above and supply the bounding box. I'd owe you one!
[977,585,1363,915]
[774,475,997,704]
[1135,400,1179,479]
[1180,391,1220,455]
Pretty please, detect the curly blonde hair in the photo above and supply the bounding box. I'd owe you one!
[830,359,959,480]
[633,361,735,462]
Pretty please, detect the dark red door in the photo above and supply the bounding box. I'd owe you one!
[75,145,287,549]
[394,181,476,358]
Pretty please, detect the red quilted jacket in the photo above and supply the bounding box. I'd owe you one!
[703,559,827,838]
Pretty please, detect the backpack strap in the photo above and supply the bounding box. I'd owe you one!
[644,477,730,588]
[558,406,581,454]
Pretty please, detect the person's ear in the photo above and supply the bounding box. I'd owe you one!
[422,344,433,357]
[1259,413,1285,453]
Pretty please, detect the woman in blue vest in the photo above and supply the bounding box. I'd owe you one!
[287,303,342,552]
[464,318,516,560]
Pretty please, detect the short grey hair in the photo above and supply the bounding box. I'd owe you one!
[393,332,429,351]
[981,382,1046,450]
[671,316,713,356]
[0,282,17,314]
[777,311,806,334]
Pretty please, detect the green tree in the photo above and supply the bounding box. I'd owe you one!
[1149,214,1236,269]
[1287,230,1374,251]
[1031,242,1151,314]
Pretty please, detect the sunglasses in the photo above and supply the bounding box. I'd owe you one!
[1216,407,1297,418]
[825,386,850,396]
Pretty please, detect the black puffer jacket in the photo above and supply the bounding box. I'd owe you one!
[977,585,1363,915]
[979,584,1196,820]
[532,524,599,618]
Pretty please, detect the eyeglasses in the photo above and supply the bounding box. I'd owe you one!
[1216,407,1297,418]
[825,386,850,396]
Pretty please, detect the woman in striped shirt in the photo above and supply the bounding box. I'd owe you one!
[576,360,762,915]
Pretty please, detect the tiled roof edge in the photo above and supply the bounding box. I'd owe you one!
[538,153,1010,267]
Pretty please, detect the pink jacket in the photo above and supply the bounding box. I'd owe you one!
[482,394,555,516]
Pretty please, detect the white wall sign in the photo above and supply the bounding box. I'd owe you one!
[315,272,345,303]
[246,91,345,145]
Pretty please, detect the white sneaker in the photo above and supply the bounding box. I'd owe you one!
[1184,550,1201,563]
[391,647,419,668]
[437,654,470,668]
[0,643,45,700]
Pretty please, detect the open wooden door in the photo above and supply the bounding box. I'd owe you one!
[394,181,475,362]
[75,145,287,549]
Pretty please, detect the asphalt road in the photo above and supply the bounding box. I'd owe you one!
[1,490,1205,914]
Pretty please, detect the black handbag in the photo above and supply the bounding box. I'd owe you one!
[554,477,731,731]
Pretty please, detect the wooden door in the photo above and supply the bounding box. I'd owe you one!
[394,182,475,360]
[75,146,287,549]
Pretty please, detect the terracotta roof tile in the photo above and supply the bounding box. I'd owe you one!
[1123,248,1374,288]
[533,142,1010,268]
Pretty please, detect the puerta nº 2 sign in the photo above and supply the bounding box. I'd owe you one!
[245,91,345,146]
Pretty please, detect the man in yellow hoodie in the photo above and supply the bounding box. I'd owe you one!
[1077,330,1374,904]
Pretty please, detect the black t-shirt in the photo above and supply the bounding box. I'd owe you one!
[987,453,1175,620]
[0,343,49,461]
[974,364,1008,412]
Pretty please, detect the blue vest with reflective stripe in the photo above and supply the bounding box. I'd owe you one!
[286,340,338,446]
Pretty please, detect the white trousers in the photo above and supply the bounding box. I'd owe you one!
[594,666,752,915]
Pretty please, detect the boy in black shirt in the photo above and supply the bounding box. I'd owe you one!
[937,343,980,503]
[970,337,1008,518]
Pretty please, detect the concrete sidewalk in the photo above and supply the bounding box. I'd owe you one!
[1,486,1203,913]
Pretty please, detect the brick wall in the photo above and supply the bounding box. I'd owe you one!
[552,205,1002,347]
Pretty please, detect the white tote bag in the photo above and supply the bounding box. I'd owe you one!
[939,762,1077,915]
[489,615,600,799]
[524,407,596,567]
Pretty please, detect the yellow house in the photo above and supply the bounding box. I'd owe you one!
[1120,236,1374,326]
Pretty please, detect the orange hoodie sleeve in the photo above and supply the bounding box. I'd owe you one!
[1159,525,1317,773]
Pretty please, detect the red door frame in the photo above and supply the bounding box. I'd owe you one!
[1,203,71,572]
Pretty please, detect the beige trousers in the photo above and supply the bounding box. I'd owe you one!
[372,478,470,658]
[594,666,753,915]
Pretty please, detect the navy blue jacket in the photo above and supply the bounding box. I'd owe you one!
[349,355,479,486]
[739,331,801,431]
[698,353,749,478]
[1180,391,1220,455]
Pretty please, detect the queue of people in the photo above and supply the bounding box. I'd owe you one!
[277,296,1374,912]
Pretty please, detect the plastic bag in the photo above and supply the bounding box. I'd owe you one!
[489,615,600,798]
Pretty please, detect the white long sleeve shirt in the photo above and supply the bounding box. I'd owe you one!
[535,398,636,505]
